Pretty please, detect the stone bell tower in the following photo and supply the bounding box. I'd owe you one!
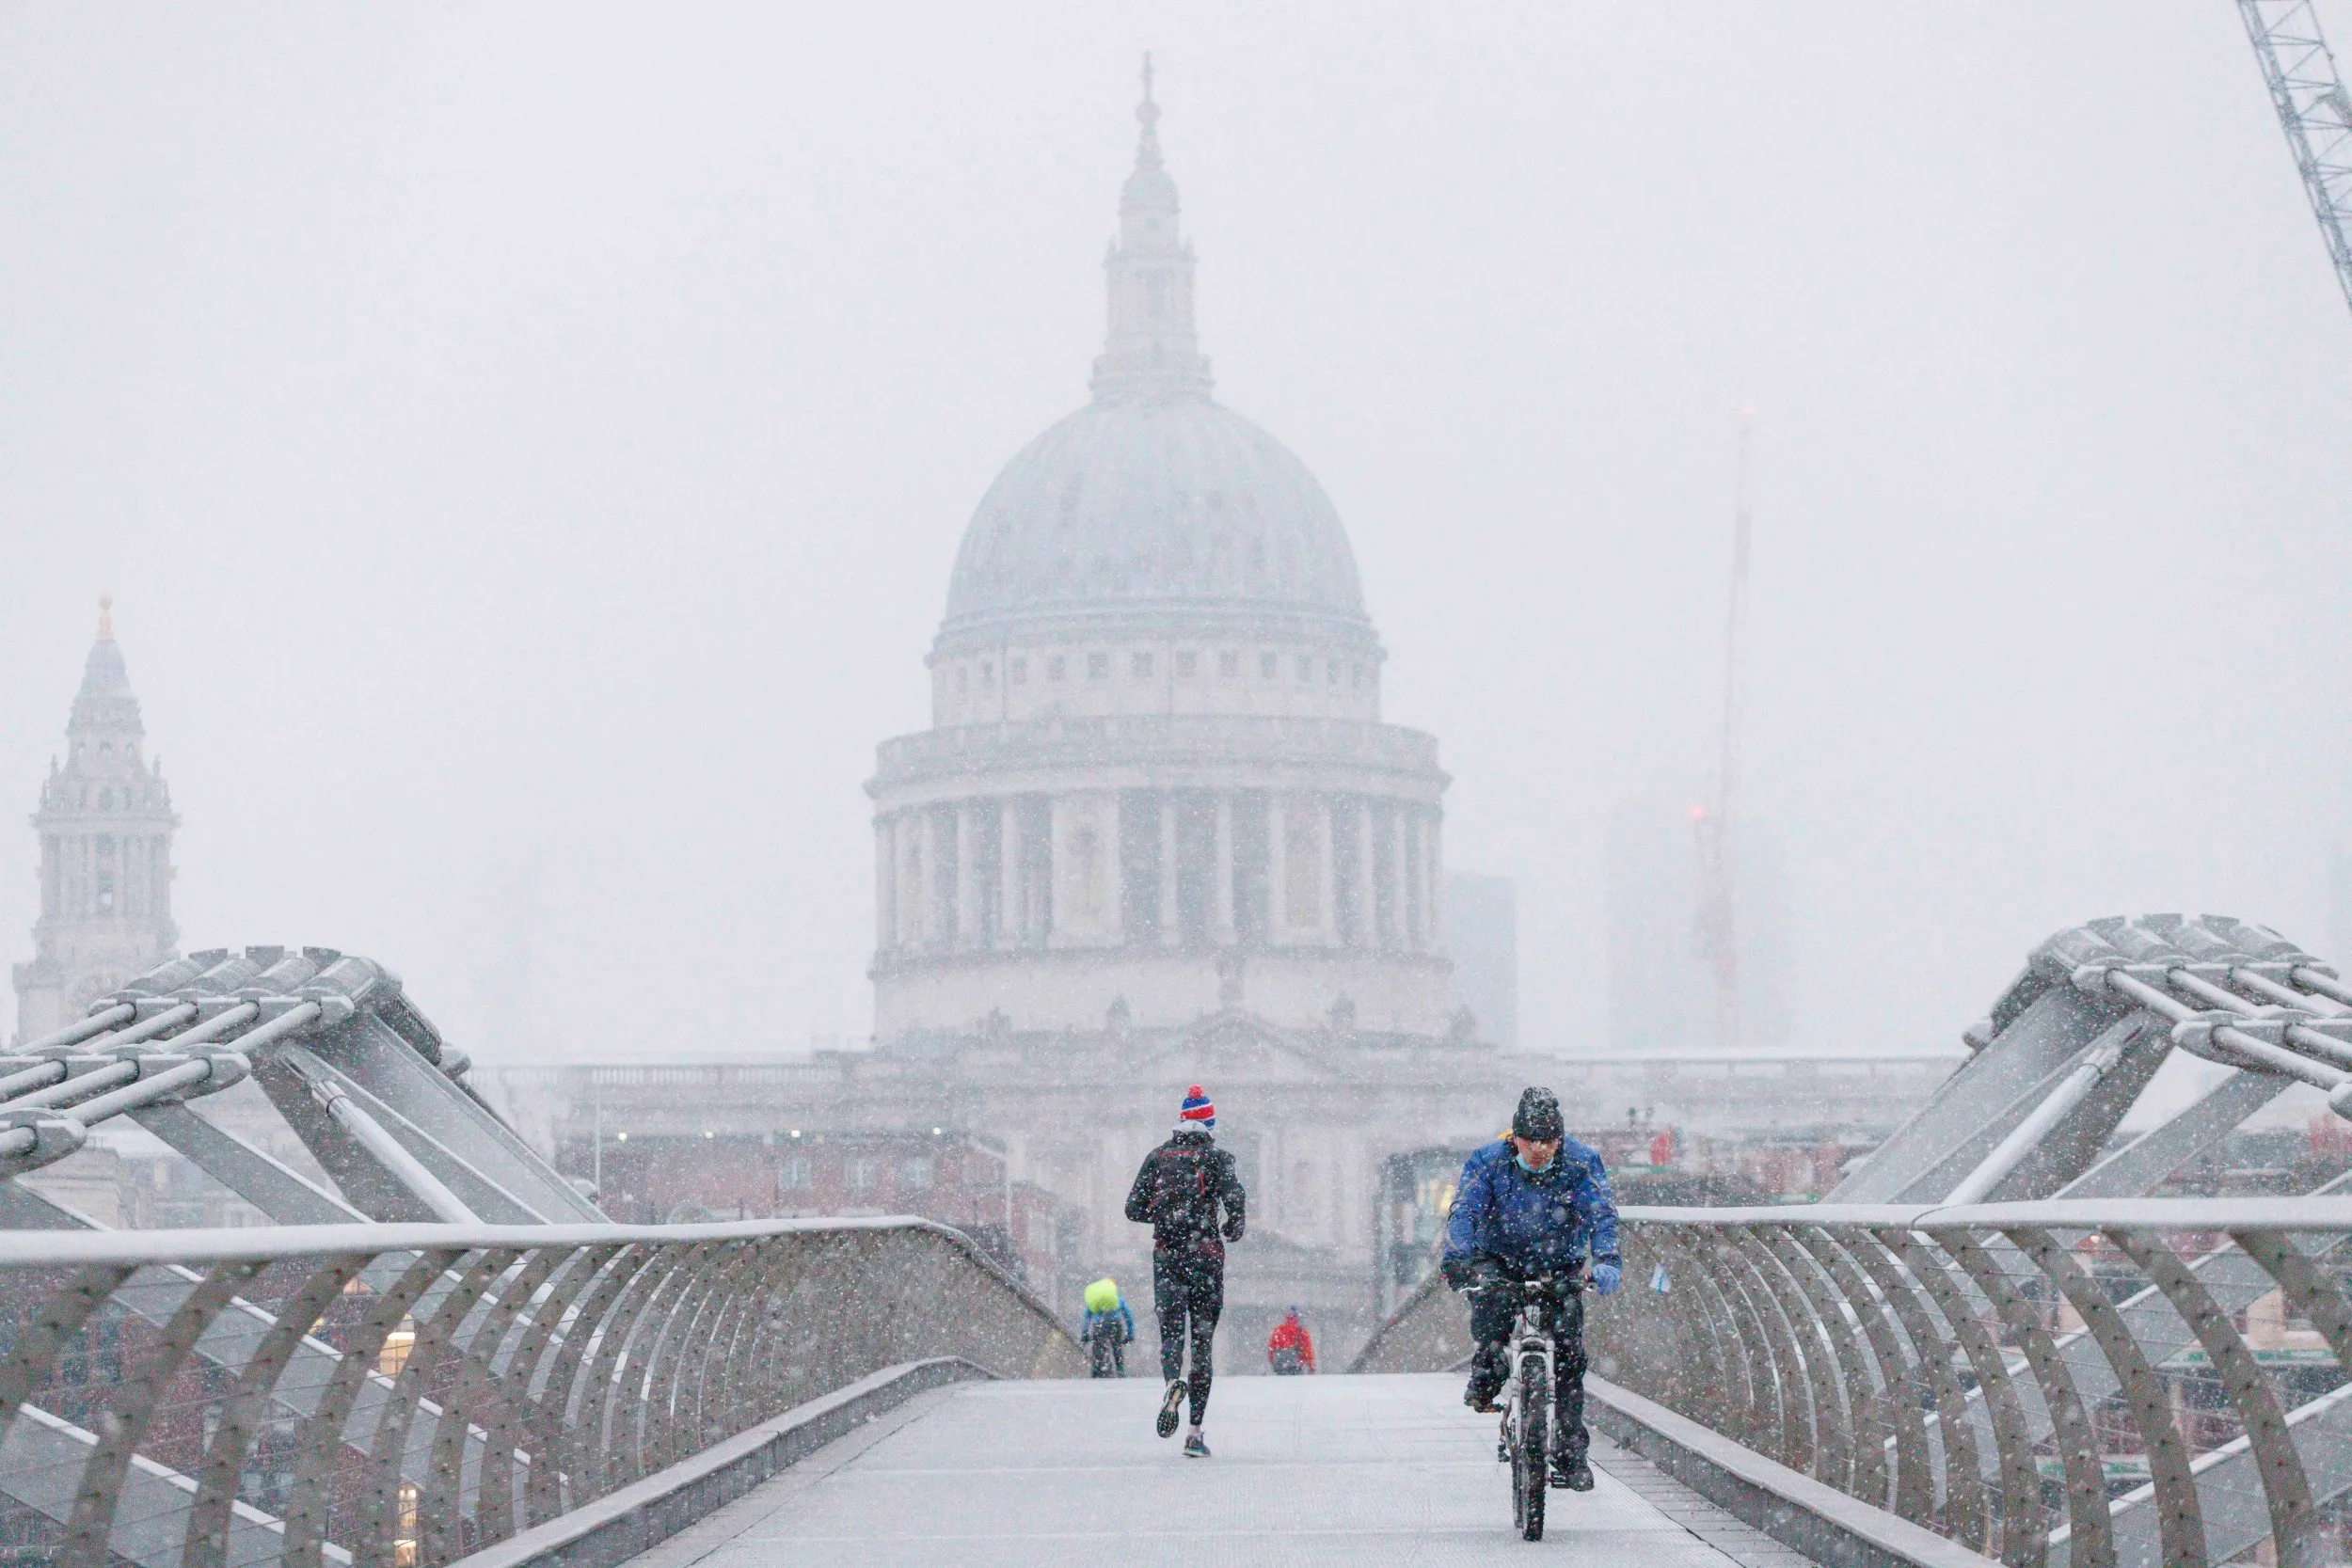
[12,597,181,1043]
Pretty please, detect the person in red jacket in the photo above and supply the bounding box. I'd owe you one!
[1266,1307,1316,1375]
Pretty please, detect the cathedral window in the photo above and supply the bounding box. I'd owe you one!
[956,667,968,693]
[1047,656,1067,682]
[1220,651,1240,679]
[1260,652,1278,679]
[99,787,113,810]
[1132,652,1153,678]
[1352,663,1364,688]
[1010,657,1027,685]
[1327,660,1340,685]
[1296,655,1312,682]
[1176,651,1198,678]
[1088,653,1109,680]
[980,661,993,687]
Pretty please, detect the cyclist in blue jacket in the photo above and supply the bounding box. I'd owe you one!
[1440,1085,1622,1492]
[1081,1277,1136,1377]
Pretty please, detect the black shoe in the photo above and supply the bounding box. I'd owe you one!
[1183,1430,1210,1458]
[1551,1457,1595,1491]
[1156,1381,1185,1439]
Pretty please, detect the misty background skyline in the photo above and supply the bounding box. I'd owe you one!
[3,4,2347,1061]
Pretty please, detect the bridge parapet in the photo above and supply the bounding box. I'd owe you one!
[1359,916,2352,1568]
[1597,1200,2352,1568]
[0,1216,1081,1568]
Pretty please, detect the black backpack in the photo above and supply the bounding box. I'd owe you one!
[1151,1144,1216,1234]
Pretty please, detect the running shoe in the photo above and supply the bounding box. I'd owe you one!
[1156,1380,1185,1439]
[1183,1429,1211,1459]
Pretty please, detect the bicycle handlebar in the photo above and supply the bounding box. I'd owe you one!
[1464,1271,1585,1298]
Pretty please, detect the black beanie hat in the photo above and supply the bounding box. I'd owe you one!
[1512,1086,1565,1142]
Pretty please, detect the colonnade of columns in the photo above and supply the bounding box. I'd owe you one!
[874,788,1442,960]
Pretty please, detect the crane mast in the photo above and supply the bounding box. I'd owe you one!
[2239,0,2352,321]
[1692,410,1754,1052]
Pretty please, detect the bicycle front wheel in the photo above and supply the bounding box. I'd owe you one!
[1515,1355,1549,1541]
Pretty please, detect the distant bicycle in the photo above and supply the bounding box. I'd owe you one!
[1087,1329,1120,1378]
[1473,1269,1584,1541]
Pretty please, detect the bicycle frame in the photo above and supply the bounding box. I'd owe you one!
[1503,1298,1558,1438]
[1474,1269,1582,1541]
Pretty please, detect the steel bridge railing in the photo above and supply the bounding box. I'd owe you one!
[1593,1198,2352,1568]
[0,1215,1082,1568]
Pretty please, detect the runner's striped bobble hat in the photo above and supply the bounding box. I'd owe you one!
[1178,1085,1216,1132]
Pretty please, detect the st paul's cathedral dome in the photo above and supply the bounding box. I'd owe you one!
[871,69,1451,1046]
[936,80,1370,655]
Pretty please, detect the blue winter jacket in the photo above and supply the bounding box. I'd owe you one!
[1082,1302,1135,1345]
[1442,1138,1621,1277]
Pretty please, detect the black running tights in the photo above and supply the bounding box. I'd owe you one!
[1152,1251,1223,1426]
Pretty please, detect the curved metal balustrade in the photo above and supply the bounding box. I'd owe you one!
[0,1217,1081,1568]
[1594,1200,2352,1568]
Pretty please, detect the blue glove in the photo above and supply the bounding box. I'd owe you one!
[1591,1261,1622,1297]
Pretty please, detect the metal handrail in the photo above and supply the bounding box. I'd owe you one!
[0,1216,1083,1568]
[1613,1197,2352,1231]
[1592,1207,2352,1568]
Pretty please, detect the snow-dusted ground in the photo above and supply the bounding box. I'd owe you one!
[626,1370,1813,1566]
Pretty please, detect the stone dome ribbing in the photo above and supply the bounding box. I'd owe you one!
[941,395,1369,638]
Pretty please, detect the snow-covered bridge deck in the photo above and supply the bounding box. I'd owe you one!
[628,1372,1812,1567]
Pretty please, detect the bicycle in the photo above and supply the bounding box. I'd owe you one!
[1471,1269,1584,1542]
[1083,1323,1126,1378]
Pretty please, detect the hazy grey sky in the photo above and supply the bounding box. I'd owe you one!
[3,4,2347,1061]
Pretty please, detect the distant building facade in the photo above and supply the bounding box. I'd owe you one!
[12,600,180,1045]
[489,1046,1958,1354]
[1445,871,1517,1049]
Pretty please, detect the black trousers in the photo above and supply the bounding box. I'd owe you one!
[1152,1249,1223,1426]
[1467,1284,1589,1462]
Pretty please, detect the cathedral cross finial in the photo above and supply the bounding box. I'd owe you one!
[1131,52,1163,169]
[97,593,113,641]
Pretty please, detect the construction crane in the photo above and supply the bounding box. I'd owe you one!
[1691,409,1754,1052]
[2239,0,2352,322]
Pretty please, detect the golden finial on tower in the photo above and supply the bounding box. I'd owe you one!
[97,593,114,641]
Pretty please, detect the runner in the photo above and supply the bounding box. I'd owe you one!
[1123,1085,1247,1457]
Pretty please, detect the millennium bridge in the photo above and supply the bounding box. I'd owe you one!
[8,919,2352,1565]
